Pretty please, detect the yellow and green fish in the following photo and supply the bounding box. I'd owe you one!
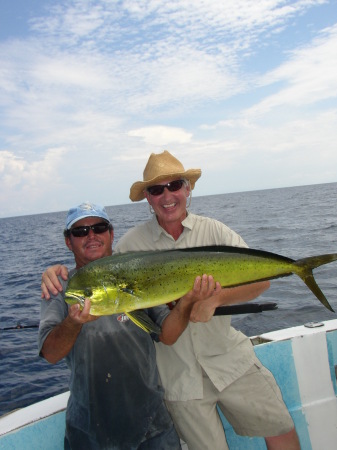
[65,246,336,331]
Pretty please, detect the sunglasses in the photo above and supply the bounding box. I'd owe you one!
[147,180,185,196]
[66,222,111,238]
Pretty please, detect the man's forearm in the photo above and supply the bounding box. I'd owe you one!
[41,316,82,364]
[159,296,194,345]
[213,280,270,306]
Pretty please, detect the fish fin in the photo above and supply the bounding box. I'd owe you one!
[300,272,334,312]
[179,245,295,261]
[126,310,162,335]
[295,254,337,312]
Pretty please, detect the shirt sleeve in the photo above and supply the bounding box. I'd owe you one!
[38,277,69,356]
[148,304,170,326]
[146,304,170,342]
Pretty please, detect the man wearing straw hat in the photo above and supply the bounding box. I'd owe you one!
[114,150,300,450]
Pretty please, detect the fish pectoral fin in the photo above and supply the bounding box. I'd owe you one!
[126,310,162,335]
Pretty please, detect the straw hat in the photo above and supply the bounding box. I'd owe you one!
[129,151,202,202]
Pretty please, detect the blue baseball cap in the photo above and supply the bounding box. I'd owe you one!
[65,202,110,229]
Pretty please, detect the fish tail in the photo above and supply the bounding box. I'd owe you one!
[294,254,337,312]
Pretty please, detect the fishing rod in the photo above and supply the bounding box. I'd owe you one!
[0,303,277,331]
[0,323,39,331]
[214,302,278,316]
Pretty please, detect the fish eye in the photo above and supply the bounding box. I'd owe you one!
[84,288,93,297]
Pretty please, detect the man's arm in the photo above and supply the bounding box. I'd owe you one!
[159,274,221,345]
[41,299,97,364]
[190,280,270,323]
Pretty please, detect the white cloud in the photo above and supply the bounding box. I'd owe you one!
[0,151,25,186]
[0,147,68,217]
[245,24,337,116]
[129,125,193,145]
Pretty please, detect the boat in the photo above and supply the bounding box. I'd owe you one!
[1,318,337,449]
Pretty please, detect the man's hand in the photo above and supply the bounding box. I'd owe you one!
[41,264,69,299]
[190,297,220,323]
[182,274,221,305]
[186,274,222,323]
[68,299,99,324]
[160,274,221,345]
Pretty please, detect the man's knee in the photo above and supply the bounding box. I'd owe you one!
[264,428,300,450]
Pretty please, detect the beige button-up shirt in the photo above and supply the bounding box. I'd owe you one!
[114,213,260,401]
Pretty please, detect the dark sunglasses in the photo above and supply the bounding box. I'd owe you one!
[65,222,112,238]
[147,180,185,196]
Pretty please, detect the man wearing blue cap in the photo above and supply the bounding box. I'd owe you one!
[38,202,201,450]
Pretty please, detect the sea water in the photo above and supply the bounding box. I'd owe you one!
[0,182,336,416]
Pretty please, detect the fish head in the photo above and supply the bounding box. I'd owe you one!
[64,267,122,315]
[65,283,118,301]
[65,287,93,308]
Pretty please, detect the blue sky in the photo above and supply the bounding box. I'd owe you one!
[1,0,336,218]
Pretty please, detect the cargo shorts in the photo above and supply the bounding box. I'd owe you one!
[165,361,294,450]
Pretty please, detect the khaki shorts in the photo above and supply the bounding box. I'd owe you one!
[165,361,294,450]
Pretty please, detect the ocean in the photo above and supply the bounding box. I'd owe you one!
[0,182,336,417]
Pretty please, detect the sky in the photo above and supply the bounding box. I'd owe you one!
[0,0,336,218]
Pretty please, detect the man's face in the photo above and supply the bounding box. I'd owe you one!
[65,217,113,268]
[145,178,190,228]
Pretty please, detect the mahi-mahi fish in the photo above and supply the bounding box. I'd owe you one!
[65,246,336,332]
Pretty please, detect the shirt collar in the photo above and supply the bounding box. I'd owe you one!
[150,212,195,242]
[181,212,194,230]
